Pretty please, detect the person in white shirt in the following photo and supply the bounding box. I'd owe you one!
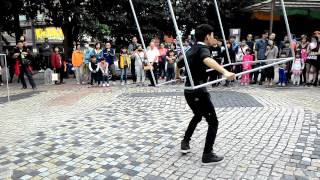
[146,40,160,86]
[89,56,100,86]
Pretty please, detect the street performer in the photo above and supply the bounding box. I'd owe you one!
[176,24,235,165]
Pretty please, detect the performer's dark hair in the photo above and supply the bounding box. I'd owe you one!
[195,24,214,42]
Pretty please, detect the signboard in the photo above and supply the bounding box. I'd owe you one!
[35,27,64,41]
[229,28,241,43]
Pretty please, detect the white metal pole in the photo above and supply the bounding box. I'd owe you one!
[167,0,195,88]
[128,0,157,86]
[206,57,290,72]
[1,54,10,102]
[213,0,231,64]
[185,57,294,90]
[279,0,295,58]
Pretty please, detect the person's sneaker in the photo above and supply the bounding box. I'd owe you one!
[258,81,263,85]
[202,152,224,165]
[38,69,44,73]
[106,84,110,87]
[0,83,3,86]
[180,140,191,154]
[102,84,106,87]
[76,82,80,85]
[281,83,286,87]
[121,82,124,86]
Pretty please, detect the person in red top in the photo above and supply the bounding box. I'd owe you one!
[51,46,64,84]
[158,43,168,79]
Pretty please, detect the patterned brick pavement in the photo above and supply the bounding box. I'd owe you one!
[0,82,319,179]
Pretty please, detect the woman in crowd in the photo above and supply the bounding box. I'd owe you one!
[265,40,278,87]
[91,42,104,61]
[51,46,64,84]
[297,35,309,85]
[134,45,146,86]
[306,36,320,86]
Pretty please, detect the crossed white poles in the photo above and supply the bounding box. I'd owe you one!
[1,0,294,103]
[129,0,295,89]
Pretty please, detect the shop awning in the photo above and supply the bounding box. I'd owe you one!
[243,0,320,20]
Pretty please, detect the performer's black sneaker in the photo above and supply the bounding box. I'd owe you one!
[180,140,190,154]
[202,152,224,165]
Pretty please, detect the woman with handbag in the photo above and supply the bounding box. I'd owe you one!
[51,46,64,84]
[134,45,146,86]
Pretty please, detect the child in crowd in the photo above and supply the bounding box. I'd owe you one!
[241,48,253,86]
[279,41,291,86]
[119,48,131,85]
[0,65,3,86]
[291,52,305,86]
[166,50,177,81]
[99,57,110,87]
[89,55,100,86]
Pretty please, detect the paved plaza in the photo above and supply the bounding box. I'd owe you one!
[0,81,320,180]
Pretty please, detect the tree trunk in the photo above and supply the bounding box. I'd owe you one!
[13,10,23,43]
[61,24,74,60]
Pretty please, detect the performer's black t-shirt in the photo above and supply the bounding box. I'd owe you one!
[177,43,211,87]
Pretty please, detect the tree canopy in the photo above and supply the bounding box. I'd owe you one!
[0,0,246,56]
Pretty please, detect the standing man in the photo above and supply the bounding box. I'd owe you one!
[12,41,37,90]
[72,44,84,84]
[252,31,268,85]
[146,40,160,86]
[83,41,92,84]
[208,37,222,86]
[176,24,235,165]
[103,42,116,84]
[128,37,139,84]
[41,38,51,72]
[246,34,254,51]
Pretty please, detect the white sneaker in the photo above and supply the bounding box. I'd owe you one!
[113,82,116,85]
[106,84,110,87]
[282,83,286,87]
[76,82,80,85]
[0,83,3,86]
[121,82,124,86]
[38,69,44,73]
[103,84,106,87]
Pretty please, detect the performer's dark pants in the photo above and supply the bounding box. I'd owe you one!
[183,88,218,154]
[20,65,36,89]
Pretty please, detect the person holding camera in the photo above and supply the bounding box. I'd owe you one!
[133,45,147,86]
[12,40,36,90]
[103,42,116,83]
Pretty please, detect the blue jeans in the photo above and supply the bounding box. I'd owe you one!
[279,68,286,84]
[121,67,128,83]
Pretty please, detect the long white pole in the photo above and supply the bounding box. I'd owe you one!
[213,0,231,64]
[206,57,291,72]
[166,0,195,88]
[128,0,157,86]
[0,54,10,102]
[279,0,295,58]
[185,57,294,90]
